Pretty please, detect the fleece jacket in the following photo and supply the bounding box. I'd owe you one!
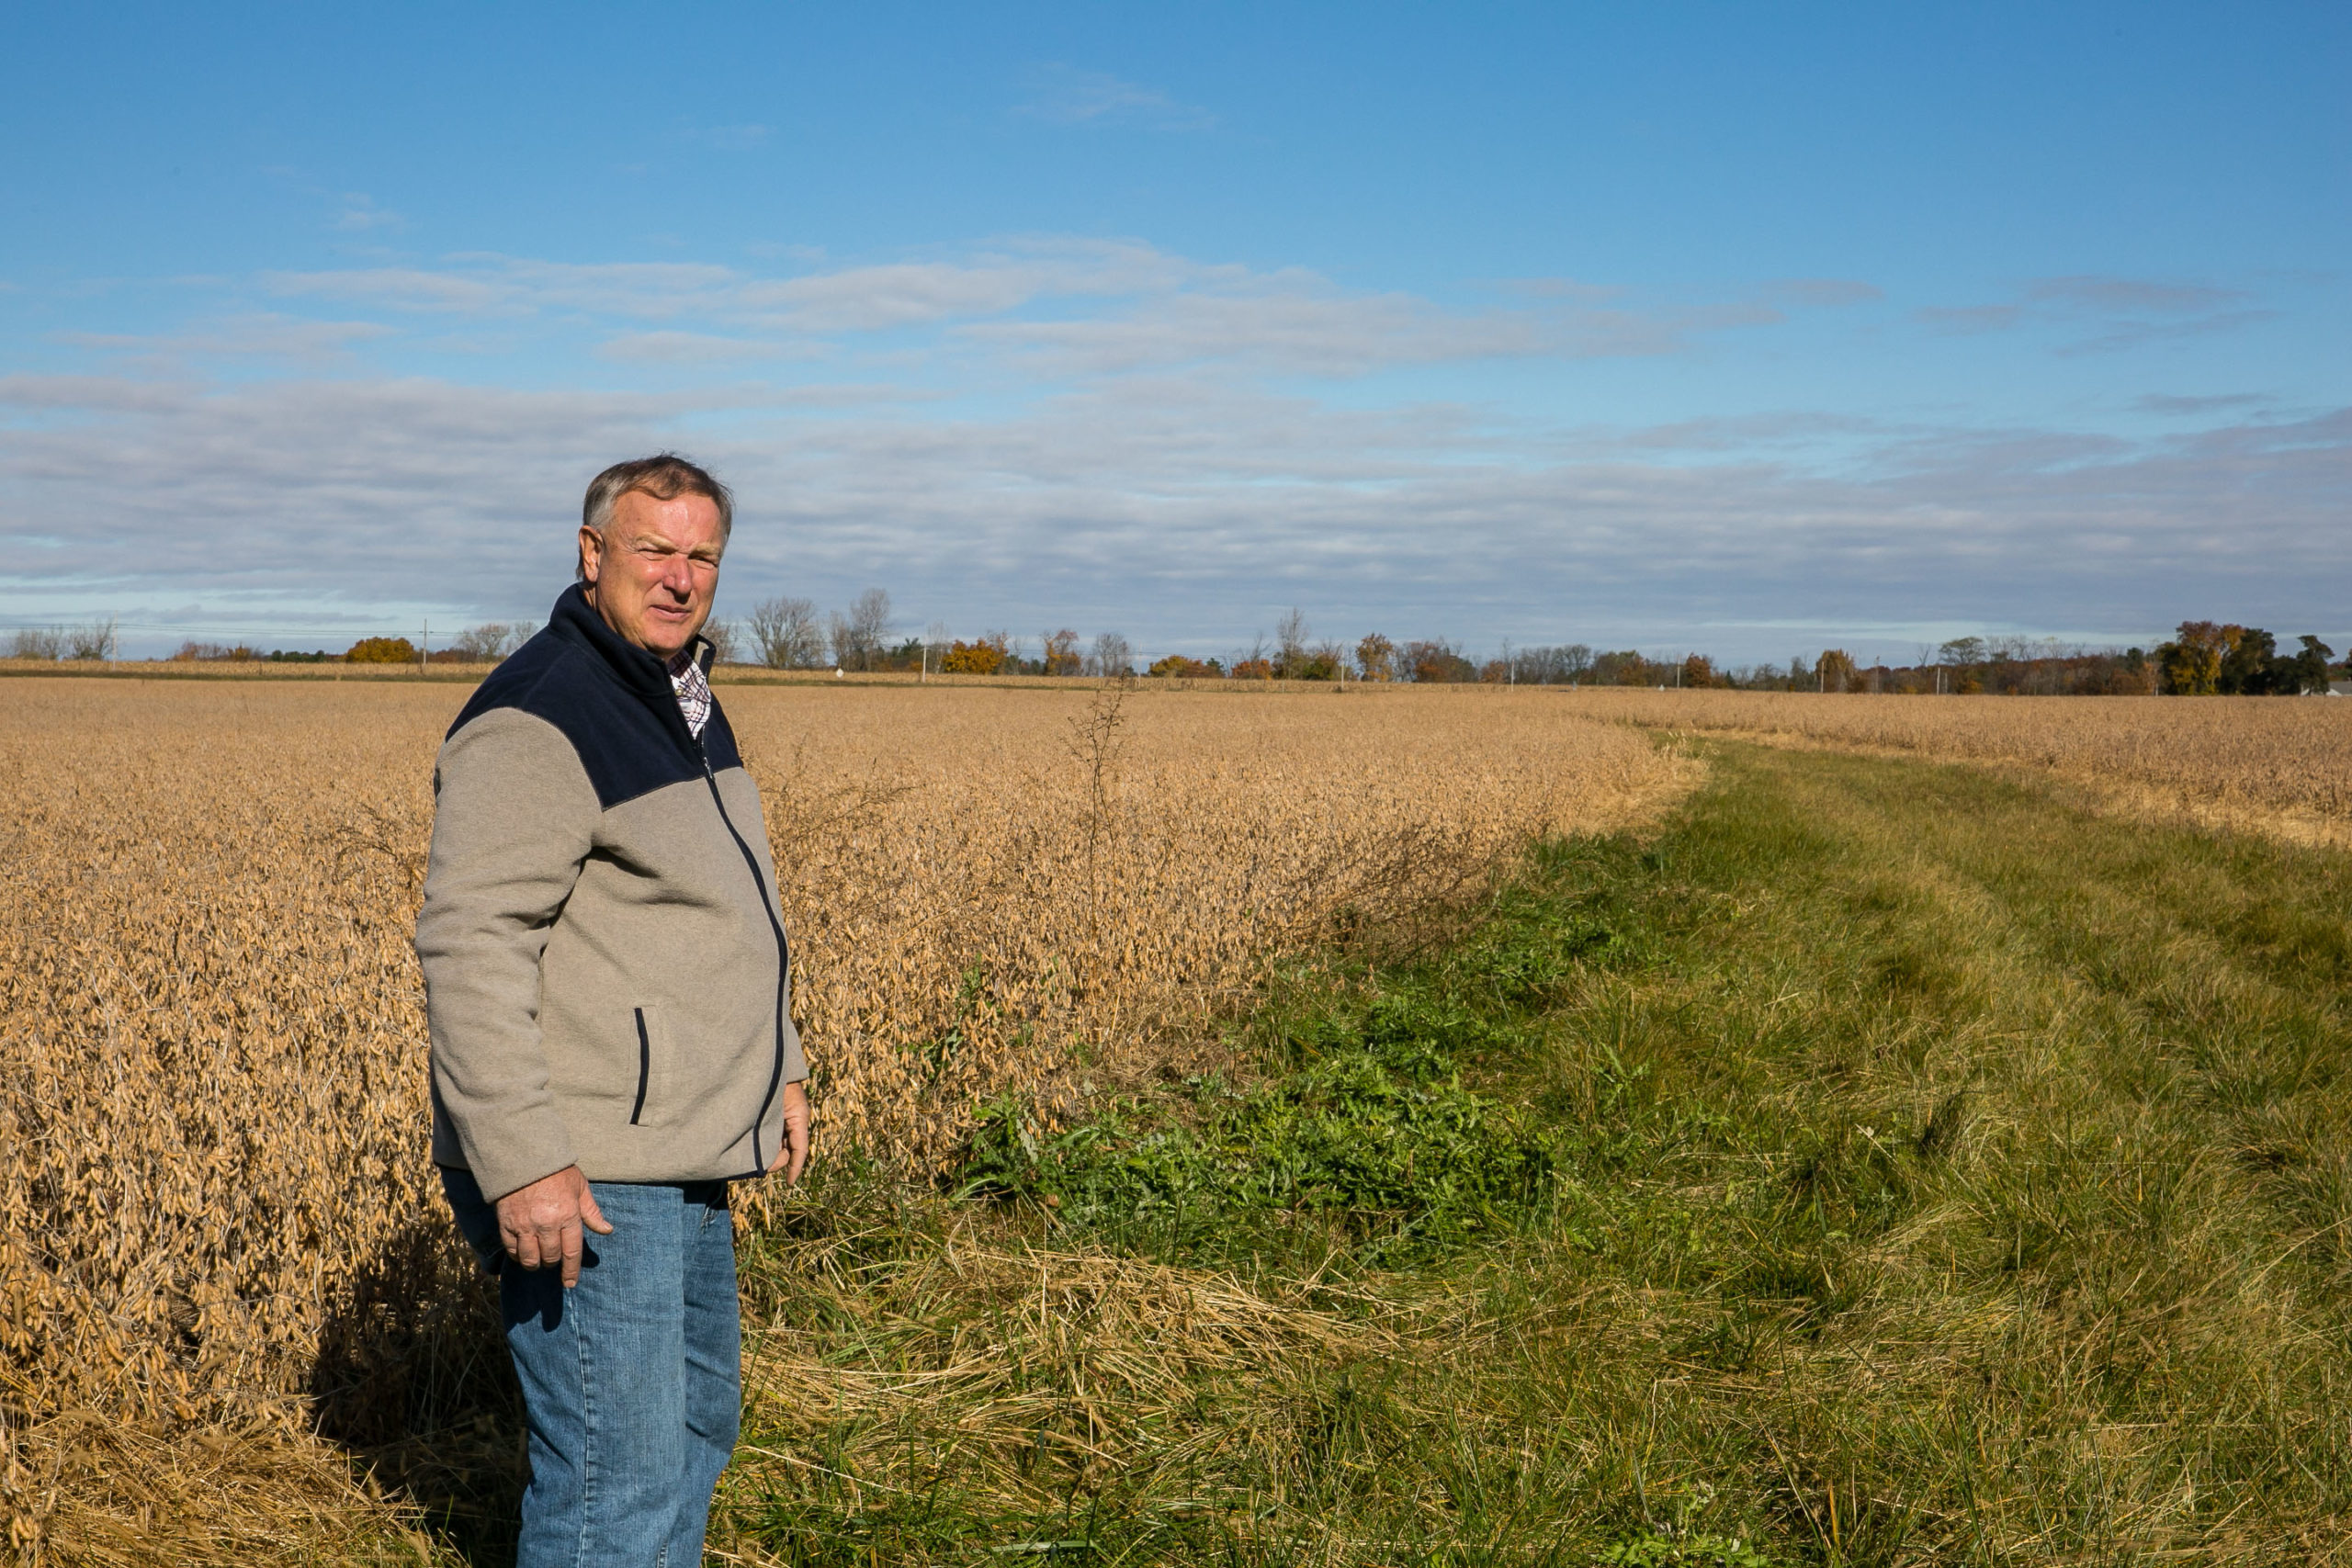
[414,583,806,1201]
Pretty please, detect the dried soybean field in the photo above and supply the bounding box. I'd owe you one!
[0,676,1688,1558]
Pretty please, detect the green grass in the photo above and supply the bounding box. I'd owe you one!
[716,739,2352,1565]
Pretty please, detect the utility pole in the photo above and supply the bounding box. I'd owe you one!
[421,618,429,673]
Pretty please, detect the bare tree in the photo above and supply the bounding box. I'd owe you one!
[64,619,118,660]
[9,627,65,660]
[451,625,499,661]
[1510,643,1592,685]
[451,622,535,661]
[701,618,741,664]
[854,589,894,658]
[747,597,824,669]
[829,588,892,671]
[1086,632,1134,678]
[1274,607,1311,679]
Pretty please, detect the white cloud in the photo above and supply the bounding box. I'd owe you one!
[595,331,807,365]
[0,373,211,412]
[266,258,744,318]
[2133,392,2267,416]
[57,312,393,365]
[1916,303,2025,335]
[1015,65,1216,131]
[2056,310,2277,357]
[5,363,2342,657]
[10,242,2336,659]
[252,240,1783,374]
[741,248,1177,332]
[960,285,1554,375]
[1916,274,2268,355]
[2024,276,2244,313]
[334,194,404,232]
[952,261,1778,375]
[268,266,515,313]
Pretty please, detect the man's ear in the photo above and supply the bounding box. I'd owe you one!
[578,525,604,585]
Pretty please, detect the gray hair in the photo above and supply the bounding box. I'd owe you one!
[578,454,734,580]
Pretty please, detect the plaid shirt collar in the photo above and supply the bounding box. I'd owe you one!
[665,644,712,739]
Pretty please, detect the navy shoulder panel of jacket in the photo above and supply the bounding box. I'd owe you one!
[447,583,741,810]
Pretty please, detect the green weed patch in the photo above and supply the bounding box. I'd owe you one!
[954,993,1560,1266]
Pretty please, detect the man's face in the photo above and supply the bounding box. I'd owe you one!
[579,489,724,660]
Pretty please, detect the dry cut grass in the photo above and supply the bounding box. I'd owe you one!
[0,677,1689,1562]
[720,1202,1487,1562]
[1552,687,2352,846]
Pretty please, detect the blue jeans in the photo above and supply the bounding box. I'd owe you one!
[442,1167,741,1568]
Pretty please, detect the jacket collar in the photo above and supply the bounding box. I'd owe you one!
[548,581,713,697]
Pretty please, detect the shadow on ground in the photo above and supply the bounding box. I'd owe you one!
[310,1213,526,1565]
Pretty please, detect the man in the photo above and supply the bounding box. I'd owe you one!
[416,454,811,1565]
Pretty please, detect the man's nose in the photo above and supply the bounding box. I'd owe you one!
[659,556,697,598]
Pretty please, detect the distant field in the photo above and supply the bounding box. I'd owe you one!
[0,678,1686,1560]
[1552,688,2352,844]
[0,655,497,680]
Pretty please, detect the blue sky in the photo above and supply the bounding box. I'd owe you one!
[3,3,2346,663]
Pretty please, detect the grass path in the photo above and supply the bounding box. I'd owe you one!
[710,739,2352,1566]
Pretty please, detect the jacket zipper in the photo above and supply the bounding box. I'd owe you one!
[696,735,792,1172]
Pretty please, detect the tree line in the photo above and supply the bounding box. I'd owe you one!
[723,598,2349,696]
[148,623,541,665]
[1804,626,2343,697]
[7,620,119,661]
[11,604,2345,697]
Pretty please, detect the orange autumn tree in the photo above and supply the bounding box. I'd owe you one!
[345,637,418,664]
[940,634,1011,675]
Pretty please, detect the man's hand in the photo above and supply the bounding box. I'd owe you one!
[494,1165,614,1288]
[768,1081,811,1185]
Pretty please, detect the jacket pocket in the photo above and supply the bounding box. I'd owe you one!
[628,1004,674,1128]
